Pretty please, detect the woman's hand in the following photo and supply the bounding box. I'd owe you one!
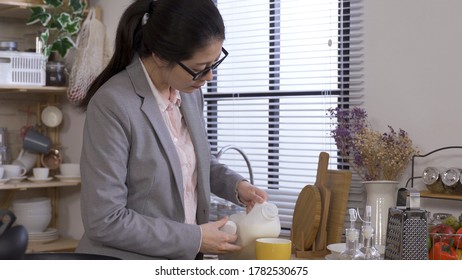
[199,217,241,255]
[236,180,268,211]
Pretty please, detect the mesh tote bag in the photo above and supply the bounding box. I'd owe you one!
[67,8,106,105]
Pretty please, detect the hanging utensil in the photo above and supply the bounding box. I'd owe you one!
[41,148,62,170]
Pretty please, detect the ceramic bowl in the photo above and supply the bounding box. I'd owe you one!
[327,242,346,257]
[41,105,63,128]
[14,212,51,233]
[59,163,80,177]
[12,197,51,209]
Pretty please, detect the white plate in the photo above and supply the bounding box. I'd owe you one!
[0,178,10,185]
[8,176,26,183]
[55,175,81,183]
[29,228,59,242]
[27,177,54,182]
[325,254,338,260]
[325,253,339,260]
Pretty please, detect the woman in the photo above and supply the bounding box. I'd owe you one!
[76,0,267,260]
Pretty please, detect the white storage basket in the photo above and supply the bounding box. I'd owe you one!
[0,51,46,86]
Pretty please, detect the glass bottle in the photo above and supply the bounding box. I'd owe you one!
[338,228,365,260]
[359,205,381,259]
[360,227,381,260]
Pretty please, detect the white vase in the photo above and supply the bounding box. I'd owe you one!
[363,180,399,255]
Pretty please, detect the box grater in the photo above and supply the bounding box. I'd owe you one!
[384,207,428,260]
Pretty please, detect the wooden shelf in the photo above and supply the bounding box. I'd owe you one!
[0,0,43,20]
[0,86,67,94]
[0,180,80,190]
[420,191,462,201]
[0,0,42,7]
[0,0,85,256]
[27,237,79,253]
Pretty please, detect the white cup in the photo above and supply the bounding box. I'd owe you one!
[3,164,27,178]
[0,166,4,179]
[12,149,37,173]
[33,167,49,180]
[59,163,80,177]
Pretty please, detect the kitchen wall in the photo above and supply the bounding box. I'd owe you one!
[59,0,462,239]
[363,1,462,214]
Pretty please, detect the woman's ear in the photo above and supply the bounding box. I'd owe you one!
[151,53,170,67]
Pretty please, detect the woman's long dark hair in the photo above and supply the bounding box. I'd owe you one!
[78,0,225,110]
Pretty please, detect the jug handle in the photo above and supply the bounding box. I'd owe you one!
[0,209,16,236]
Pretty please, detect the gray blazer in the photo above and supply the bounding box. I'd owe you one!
[76,57,244,259]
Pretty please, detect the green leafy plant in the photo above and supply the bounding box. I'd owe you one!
[27,0,87,59]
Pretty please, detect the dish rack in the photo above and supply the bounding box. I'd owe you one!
[0,51,46,86]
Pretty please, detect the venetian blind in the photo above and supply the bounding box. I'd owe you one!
[205,0,365,234]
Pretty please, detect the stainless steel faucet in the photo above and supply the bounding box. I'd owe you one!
[216,145,254,185]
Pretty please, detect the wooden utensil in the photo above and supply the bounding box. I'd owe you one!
[326,169,352,245]
[291,184,321,252]
[313,152,330,251]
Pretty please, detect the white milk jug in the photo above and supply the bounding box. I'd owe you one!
[224,202,281,259]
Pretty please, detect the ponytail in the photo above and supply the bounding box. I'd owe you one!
[78,0,225,110]
[78,0,152,110]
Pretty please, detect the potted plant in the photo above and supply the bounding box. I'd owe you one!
[26,0,87,59]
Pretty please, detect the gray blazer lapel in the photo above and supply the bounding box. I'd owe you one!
[126,58,185,204]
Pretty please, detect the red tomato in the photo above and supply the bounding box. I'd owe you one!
[429,241,458,260]
[453,228,462,249]
[429,224,456,244]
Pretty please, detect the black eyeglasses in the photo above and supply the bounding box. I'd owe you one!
[177,47,228,81]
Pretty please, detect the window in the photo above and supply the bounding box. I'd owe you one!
[205,0,364,234]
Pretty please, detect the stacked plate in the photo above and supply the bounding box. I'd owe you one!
[29,228,59,242]
[12,197,52,234]
[54,175,81,183]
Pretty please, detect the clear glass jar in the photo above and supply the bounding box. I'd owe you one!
[0,146,10,165]
[0,41,18,51]
[442,168,462,194]
[422,166,445,193]
[46,61,67,86]
[0,127,8,147]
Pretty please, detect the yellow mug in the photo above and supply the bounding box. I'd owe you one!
[255,238,292,260]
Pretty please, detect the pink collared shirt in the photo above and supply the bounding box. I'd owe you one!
[140,61,198,225]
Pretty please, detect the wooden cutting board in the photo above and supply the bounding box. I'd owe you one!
[291,184,321,252]
[313,152,330,251]
[326,169,352,245]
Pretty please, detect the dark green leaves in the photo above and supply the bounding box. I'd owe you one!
[69,0,87,14]
[27,7,52,26]
[44,0,64,8]
[51,37,76,58]
[27,0,87,58]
